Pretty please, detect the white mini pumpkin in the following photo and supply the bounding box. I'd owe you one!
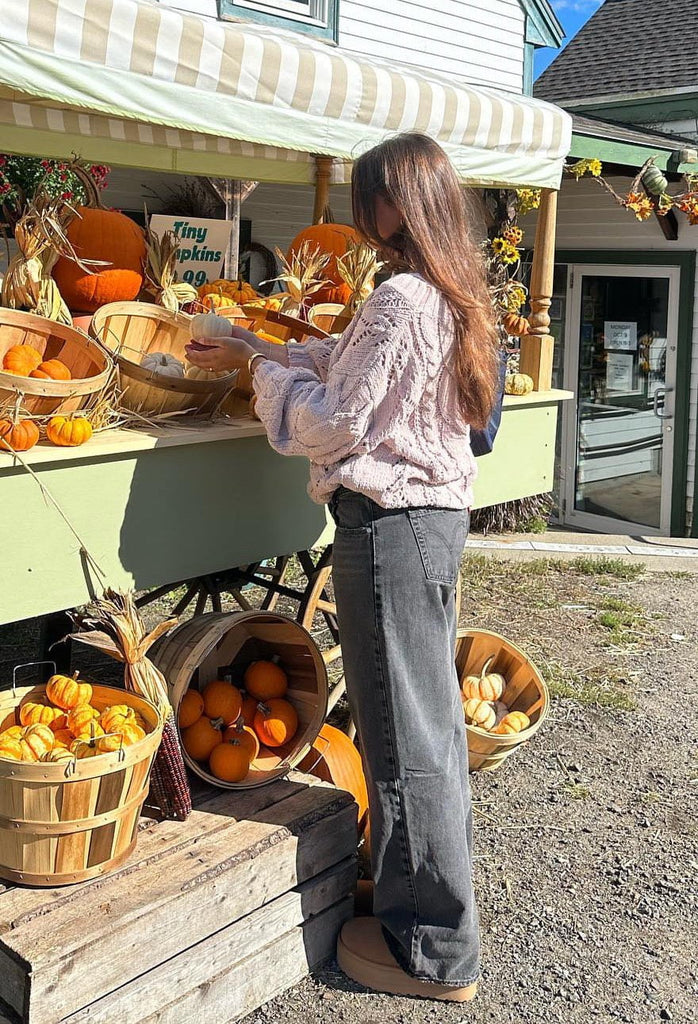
[140,352,185,377]
[186,365,229,381]
[189,313,234,339]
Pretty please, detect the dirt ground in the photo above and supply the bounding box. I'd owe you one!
[0,555,696,1023]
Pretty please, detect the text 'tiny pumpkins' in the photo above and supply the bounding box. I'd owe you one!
[52,187,146,314]
[287,223,359,307]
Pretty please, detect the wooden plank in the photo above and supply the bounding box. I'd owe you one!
[0,777,317,1016]
[64,859,356,1024]
[4,786,356,1024]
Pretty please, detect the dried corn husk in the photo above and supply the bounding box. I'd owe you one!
[70,589,191,821]
[1,192,92,324]
[336,240,384,315]
[266,241,330,318]
[143,221,198,313]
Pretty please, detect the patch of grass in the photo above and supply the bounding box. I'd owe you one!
[666,570,693,580]
[595,597,646,644]
[562,781,590,800]
[542,661,636,711]
[569,556,644,580]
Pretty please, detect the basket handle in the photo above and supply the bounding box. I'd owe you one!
[12,661,57,699]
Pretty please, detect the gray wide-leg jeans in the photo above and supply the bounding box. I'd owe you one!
[329,486,480,986]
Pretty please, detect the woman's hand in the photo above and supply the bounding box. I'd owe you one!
[185,326,256,373]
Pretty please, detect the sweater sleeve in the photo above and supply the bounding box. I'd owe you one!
[286,335,338,381]
[252,284,417,464]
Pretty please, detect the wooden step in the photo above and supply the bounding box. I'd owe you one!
[0,773,357,1024]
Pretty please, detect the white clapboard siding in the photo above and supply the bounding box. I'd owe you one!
[655,117,698,143]
[579,408,660,483]
[523,176,698,529]
[157,0,526,93]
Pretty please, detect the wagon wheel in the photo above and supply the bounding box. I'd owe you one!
[134,558,289,617]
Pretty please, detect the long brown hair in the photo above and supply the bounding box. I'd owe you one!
[351,133,498,429]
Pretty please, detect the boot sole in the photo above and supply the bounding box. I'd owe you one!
[337,928,478,1002]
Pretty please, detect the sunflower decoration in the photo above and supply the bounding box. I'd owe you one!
[503,282,528,313]
[568,158,603,179]
[515,188,541,216]
[502,225,524,245]
[677,195,698,225]
[491,236,521,266]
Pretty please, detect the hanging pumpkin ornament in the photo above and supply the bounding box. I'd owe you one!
[642,164,668,197]
[52,163,146,314]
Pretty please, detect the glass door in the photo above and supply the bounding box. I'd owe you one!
[561,265,679,535]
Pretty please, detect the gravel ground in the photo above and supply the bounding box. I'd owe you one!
[1,555,696,1024]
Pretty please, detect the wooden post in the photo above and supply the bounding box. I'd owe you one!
[313,156,333,224]
[224,179,241,280]
[520,187,558,391]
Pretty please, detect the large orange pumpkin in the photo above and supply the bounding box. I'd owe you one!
[287,222,359,307]
[52,168,146,314]
[298,724,369,829]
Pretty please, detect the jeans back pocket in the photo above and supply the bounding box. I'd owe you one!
[407,509,469,585]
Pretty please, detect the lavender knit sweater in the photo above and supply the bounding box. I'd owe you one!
[252,272,478,510]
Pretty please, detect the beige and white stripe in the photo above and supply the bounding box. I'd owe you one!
[0,0,572,187]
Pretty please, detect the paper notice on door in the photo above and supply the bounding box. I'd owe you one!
[604,321,638,351]
[606,351,635,393]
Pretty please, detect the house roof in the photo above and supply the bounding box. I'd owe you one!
[535,0,698,105]
[571,113,697,152]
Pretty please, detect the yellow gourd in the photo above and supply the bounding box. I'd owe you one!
[504,373,534,396]
[492,711,530,735]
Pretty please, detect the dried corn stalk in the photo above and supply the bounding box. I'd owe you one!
[70,589,192,821]
[1,192,90,324]
[336,240,383,315]
[268,241,330,318]
[143,221,197,313]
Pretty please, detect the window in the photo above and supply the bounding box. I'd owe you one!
[219,0,339,41]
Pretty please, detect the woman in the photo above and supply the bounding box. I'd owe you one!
[187,133,499,1002]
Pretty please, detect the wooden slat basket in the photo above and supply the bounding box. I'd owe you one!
[455,629,549,772]
[154,611,329,790]
[0,309,113,417]
[308,303,353,336]
[90,301,238,416]
[0,683,162,886]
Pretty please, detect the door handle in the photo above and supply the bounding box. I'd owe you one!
[652,387,672,420]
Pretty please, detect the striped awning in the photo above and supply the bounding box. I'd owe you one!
[0,0,572,189]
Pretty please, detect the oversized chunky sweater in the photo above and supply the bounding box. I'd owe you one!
[252,272,478,510]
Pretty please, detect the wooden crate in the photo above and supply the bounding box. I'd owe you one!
[0,772,356,1024]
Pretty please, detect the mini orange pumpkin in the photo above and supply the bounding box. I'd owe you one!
[21,723,56,759]
[502,312,530,337]
[19,701,65,728]
[29,358,72,381]
[253,699,298,748]
[202,679,243,726]
[19,740,39,762]
[67,704,101,738]
[492,711,530,735]
[97,722,146,752]
[46,671,93,710]
[209,739,251,783]
[463,697,496,731]
[41,747,76,763]
[1,725,23,740]
[223,720,260,762]
[0,734,23,761]
[0,418,40,452]
[45,415,93,447]
[244,659,288,701]
[178,689,204,729]
[2,344,42,375]
[199,293,238,313]
[99,704,139,734]
[240,695,258,727]
[182,716,223,761]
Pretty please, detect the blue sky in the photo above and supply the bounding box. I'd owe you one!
[534,0,604,79]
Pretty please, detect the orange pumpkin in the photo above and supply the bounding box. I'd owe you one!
[0,418,40,452]
[2,344,42,375]
[67,704,101,738]
[21,723,55,760]
[19,701,65,728]
[29,358,72,381]
[223,720,260,762]
[52,169,146,313]
[244,659,288,701]
[199,293,238,313]
[298,724,368,828]
[182,716,223,761]
[287,223,359,306]
[0,734,22,761]
[253,699,298,748]
[202,679,243,726]
[178,689,205,730]
[46,671,93,710]
[97,722,146,752]
[492,711,531,735]
[99,704,142,734]
[45,415,93,447]
[209,739,251,783]
[502,312,530,337]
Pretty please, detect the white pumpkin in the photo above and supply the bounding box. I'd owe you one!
[140,352,185,377]
[189,313,233,340]
[186,365,228,381]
